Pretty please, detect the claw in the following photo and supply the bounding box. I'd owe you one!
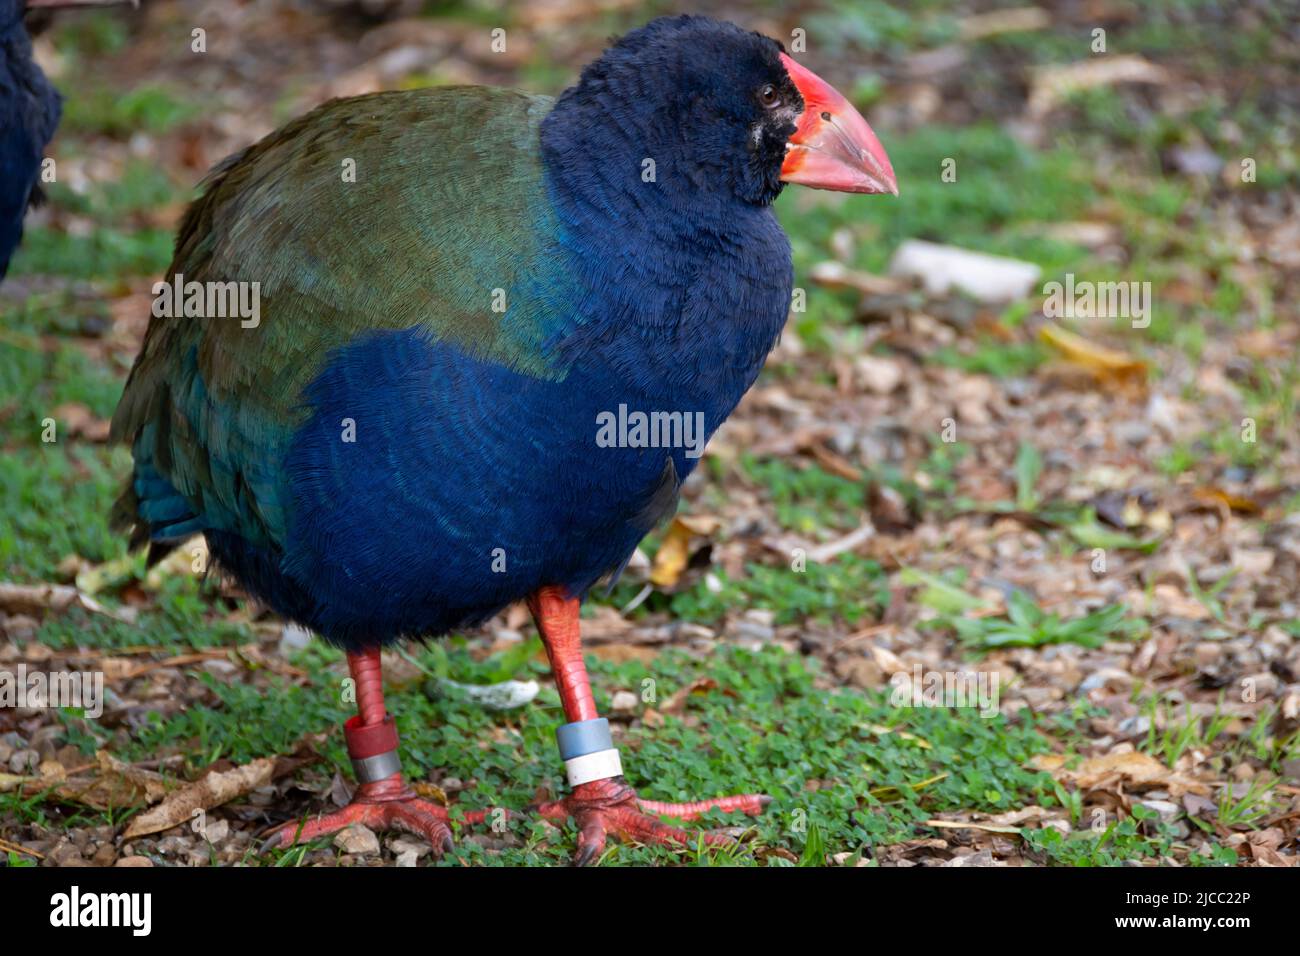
[537,777,769,864]
[259,794,460,858]
[259,833,285,854]
[573,841,600,867]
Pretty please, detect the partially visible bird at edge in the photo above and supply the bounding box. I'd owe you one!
[0,0,137,281]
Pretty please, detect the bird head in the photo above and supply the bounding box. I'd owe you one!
[545,15,896,209]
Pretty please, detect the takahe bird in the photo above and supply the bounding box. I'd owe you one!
[0,0,134,280]
[111,14,897,864]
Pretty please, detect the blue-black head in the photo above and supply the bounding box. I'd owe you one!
[542,15,897,215]
[0,0,25,30]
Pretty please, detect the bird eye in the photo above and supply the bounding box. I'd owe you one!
[758,84,781,109]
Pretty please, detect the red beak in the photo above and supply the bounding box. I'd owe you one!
[779,53,898,196]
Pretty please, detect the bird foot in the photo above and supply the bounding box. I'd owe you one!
[260,776,490,857]
[533,777,770,865]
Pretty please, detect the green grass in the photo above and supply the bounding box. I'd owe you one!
[740,456,867,534]
[61,84,200,138]
[7,160,183,280]
[3,634,1209,866]
[4,0,1288,868]
[778,123,1100,279]
[0,295,130,579]
[950,594,1143,652]
[1021,807,1236,867]
[123,641,1064,865]
[1215,779,1279,830]
[929,339,1049,378]
[48,159,188,223]
[1141,696,1232,768]
[50,9,132,58]
[669,556,888,628]
[0,446,129,581]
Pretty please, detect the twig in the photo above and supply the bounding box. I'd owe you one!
[0,581,135,624]
[827,624,893,657]
[807,520,876,564]
[0,835,44,859]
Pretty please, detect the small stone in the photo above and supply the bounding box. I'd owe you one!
[334,824,380,856]
[1117,715,1151,736]
[389,836,431,859]
[1241,672,1279,700]
[1079,667,1134,693]
[9,749,38,773]
[157,836,191,855]
[1113,420,1151,446]
[610,690,638,713]
[1140,800,1180,823]
[1193,642,1222,666]
[202,819,230,844]
[1231,548,1274,576]
[1168,146,1223,178]
[944,849,998,867]
[856,355,904,394]
[90,843,119,866]
[1,615,38,641]
[733,610,775,643]
[30,725,66,759]
[395,849,419,867]
[201,659,239,680]
[115,856,154,867]
[833,655,883,689]
[46,840,89,868]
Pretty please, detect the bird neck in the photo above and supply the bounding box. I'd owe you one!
[537,100,793,438]
[1,6,27,37]
[538,85,775,245]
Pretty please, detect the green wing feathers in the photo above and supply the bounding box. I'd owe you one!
[111,86,568,550]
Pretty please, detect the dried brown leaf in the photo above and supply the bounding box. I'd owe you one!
[123,758,274,838]
[1033,750,1210,796]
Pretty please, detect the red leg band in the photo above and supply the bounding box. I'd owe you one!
[344,714,399,759]
[344,649,401,781]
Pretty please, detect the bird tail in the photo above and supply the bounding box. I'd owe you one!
[111,433,206,567]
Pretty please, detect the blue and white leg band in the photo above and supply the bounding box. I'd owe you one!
[556,718,623,787]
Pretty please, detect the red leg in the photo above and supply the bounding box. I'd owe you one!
[261,648,491,855]
[527,586,770,865]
